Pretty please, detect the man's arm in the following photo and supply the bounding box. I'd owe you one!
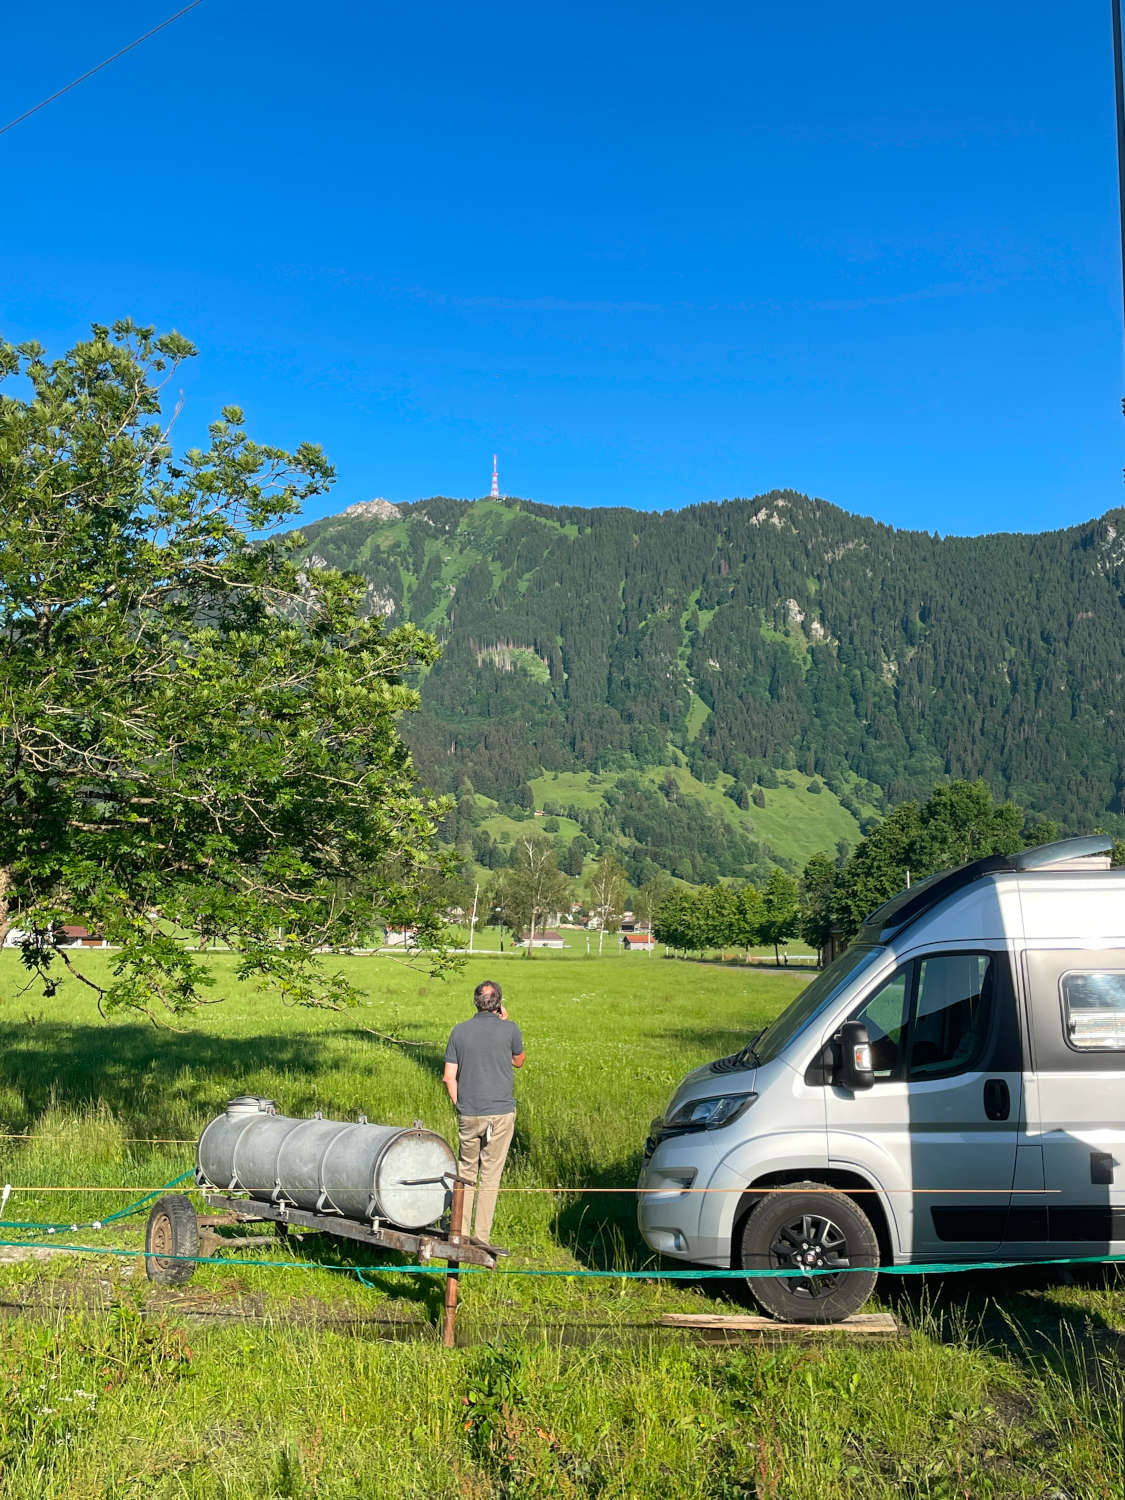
[443,1061,459,1106]
[512,1051,526,1069]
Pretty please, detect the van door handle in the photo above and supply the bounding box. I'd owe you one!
[983,1079,1010,1121]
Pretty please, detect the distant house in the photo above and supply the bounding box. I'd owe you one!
[383,925,419,948]
[515,930,565,950]
[623,933,656,952]
[58,925,109,949]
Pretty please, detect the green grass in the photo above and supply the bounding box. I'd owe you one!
[531,764,865,871]
[684,691,711,741]
[0,952,1121,1497]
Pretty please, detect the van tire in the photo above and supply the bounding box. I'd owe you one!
[738,1181,879,1323]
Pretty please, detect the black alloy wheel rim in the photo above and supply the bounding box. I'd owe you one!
[768,1211,851,1299]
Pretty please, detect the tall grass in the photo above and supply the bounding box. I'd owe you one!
[0,952,1120,1497]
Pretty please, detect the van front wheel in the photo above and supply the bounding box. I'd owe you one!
[738,1182,879,1323]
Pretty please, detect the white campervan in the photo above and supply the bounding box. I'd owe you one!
[638,837,1125,1321]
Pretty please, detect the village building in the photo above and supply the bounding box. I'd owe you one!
[622,932,656,953]
[514,930,565,950]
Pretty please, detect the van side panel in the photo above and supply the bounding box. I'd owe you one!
[1018,945,1125,1253]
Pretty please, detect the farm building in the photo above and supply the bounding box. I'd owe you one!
[622,933,655,952]
[58,925,109,948]
[382,926,419,948]
[514,931,566,949]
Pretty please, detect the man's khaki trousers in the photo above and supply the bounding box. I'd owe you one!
[456,1111,515,1243]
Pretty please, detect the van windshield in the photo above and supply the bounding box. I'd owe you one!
[753,946,885,1064]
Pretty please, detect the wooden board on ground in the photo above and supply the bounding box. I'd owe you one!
[658,1311,900,1340]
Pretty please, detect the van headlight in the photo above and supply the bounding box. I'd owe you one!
[663,1092,757,1132]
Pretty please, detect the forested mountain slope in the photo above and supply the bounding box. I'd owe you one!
[294,491,1125,874]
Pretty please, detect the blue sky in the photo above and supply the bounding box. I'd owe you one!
[1,1,1122,535]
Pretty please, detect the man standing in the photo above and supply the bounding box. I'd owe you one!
[442,979,525,1246]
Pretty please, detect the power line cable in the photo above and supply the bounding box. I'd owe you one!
[0,0,207,140]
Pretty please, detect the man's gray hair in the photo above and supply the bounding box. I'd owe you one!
[473,979,503,1013]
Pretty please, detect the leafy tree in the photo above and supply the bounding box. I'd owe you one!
[831,780,1030,943]
[759,869,800,964]
[701,883,740,951]
[830,802,924,941]
[586,853,627,954]
[799,851,838,963]
[653,889,706,955]
[635,873,673,933]
[493,837,569,957]
[732,883,764,959]
[0,322,448,1018]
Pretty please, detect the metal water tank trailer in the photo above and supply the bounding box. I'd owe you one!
[196,1096,455,1230]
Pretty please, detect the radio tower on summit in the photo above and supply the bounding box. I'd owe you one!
[490,454,499,498]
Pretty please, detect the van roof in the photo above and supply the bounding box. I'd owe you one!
[860,836,1115,944]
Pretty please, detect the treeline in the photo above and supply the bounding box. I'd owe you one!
[653,869,801,962]
[655,780,1081,962]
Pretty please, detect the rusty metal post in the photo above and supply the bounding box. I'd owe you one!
[441,1176,465,1348]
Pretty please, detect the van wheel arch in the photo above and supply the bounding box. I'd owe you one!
[730,1169,893,1270]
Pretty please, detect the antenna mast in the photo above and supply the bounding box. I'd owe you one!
[490,454,499,499]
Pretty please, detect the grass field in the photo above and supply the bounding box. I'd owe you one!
[0,951,1122,1498]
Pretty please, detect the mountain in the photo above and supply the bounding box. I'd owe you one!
[292,491,1125,883]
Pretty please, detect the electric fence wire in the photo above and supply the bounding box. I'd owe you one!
[3,1235,1125,1287]
[0,1174,1108,1289]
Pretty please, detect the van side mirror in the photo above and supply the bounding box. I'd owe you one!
[837,1021,875,1091]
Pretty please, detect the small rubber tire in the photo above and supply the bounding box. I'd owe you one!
[738,1181,879,1323]
[144,1195,199,1285]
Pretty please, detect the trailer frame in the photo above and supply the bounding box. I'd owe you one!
[145,1176,501,1346]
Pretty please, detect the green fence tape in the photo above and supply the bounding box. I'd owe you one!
[0,1171,195,1235]
[3,1236,1125,1283]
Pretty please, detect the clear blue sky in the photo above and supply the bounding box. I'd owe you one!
[2,1,1122,535]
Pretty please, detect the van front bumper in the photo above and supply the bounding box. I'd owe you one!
[637,1135,733,1266]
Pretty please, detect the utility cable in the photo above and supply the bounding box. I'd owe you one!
[0,1,207,140]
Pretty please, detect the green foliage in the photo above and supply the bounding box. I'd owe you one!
[654,778,1053,960]
[296,488,1125,882]
[799,850,838,957]
[585,853,627,952]
[759,868,801,962]
[491,837,570,953]
[831,780,1030,941]
[0,323,449,1017]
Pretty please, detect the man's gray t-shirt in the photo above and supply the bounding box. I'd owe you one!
[444,1012,524,1116]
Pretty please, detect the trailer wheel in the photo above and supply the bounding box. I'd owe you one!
[144,1195,199,1285]
[739,1181,879,1323]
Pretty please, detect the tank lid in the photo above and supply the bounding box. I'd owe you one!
[225,1095,277,1116]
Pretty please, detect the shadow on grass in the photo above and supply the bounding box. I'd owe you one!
[547,1150,654,1272]
[0,1018,452,1139]
[202,1222,446,1322]
[885,1259,1125,1342]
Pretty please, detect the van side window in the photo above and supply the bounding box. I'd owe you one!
[854,968,909,1079]
[907,953,995,1079]
[1061,971,1125,1051]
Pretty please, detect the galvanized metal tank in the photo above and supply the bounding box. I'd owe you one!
[196,1096,455,1230]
